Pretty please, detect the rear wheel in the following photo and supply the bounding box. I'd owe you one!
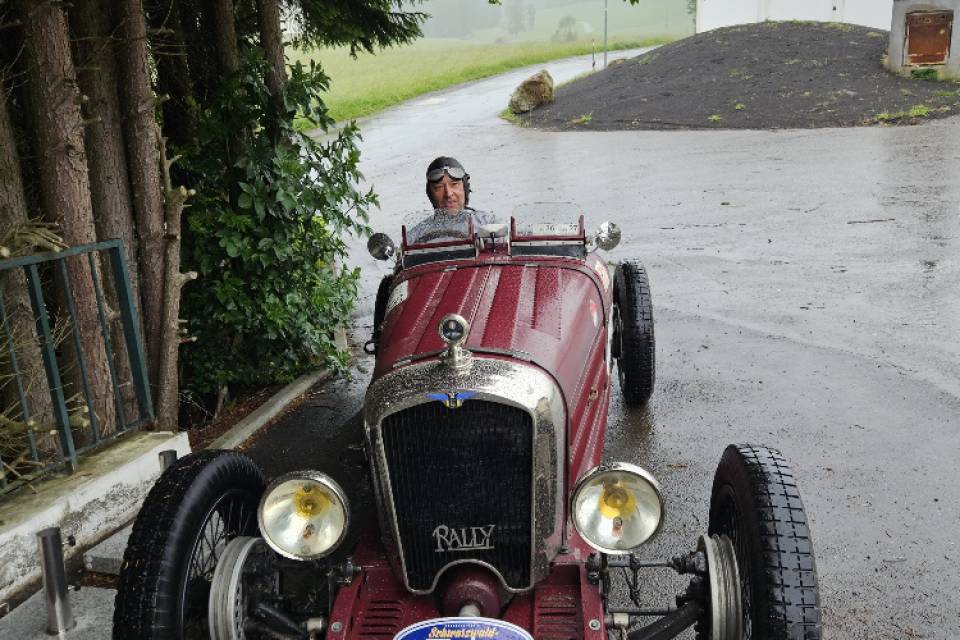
[613,259,655,406]
[113,450,265,639]
[709,445,821,640]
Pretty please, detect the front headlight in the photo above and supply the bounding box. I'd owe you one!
[258,471,349,560]
[571,462,664,553]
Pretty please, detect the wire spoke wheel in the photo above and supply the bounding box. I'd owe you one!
[710,489,755,638]
[208,536,274,640]
[709,445,821,640]
[699,533,743,640]
[113,451,265,640]
[181,492,256,637]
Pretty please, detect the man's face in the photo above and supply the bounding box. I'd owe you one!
[429,174,465,213]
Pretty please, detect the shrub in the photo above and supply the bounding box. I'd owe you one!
[179,53,375,395]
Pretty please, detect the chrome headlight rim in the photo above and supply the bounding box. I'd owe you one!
[257,470,349,561]
[571,461,665,554]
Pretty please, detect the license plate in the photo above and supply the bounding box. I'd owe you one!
[394,617,535,640]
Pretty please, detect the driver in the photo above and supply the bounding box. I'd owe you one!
[367,157,481,354]
[426,156,471,213]
[421,156,495,227]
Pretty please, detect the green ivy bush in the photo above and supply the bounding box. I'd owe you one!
[179,53,375,396]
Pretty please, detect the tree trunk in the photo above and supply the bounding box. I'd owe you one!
[155,139,196,429]
[116,0,165,405]
[180,0,219,106]
[208,0,242,206]
[257,0,287,99]
[16,0,117,437]
[0,69,53,429]
[147,0,198,148]
[71,0,144,424]
[209,0,240,75]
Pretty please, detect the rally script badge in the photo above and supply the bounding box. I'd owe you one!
[432,524,495,552]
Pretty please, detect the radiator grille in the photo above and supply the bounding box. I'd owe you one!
[381,400,533,591]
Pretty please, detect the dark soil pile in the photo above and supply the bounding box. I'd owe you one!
[522,21,960,130]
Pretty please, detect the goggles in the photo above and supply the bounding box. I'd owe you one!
[427,166,468,182]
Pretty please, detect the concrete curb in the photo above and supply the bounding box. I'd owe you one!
[208,369,330,450]
[0,431,190,607]
[78,368,334,579]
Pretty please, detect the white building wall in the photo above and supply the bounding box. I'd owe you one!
[696,0,894,32]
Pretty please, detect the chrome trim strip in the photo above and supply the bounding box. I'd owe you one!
[512,239,585,246]
[472,346,533,361]
[405,245,473,255]
[365,357,566,595]
[391,347,533,368]
[391,349,446,368]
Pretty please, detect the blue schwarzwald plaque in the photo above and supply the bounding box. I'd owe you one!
[394,618,535,640]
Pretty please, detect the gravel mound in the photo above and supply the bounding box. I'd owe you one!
[522,21,960,130]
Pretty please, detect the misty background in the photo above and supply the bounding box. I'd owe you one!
[419,0,695,43]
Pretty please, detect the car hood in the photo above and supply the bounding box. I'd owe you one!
[374,260,609,398]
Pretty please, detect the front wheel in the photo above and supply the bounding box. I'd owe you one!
[709,445,821,640]
[113,450,265,639]
[613,259,655,406]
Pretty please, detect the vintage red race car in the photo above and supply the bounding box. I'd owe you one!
[113,208,821,640]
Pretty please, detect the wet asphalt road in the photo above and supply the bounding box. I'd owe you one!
[248,51,960,638]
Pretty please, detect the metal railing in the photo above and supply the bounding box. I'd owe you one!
[0,240,153,495]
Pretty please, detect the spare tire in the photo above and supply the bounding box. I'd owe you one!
[709,445,822,640]
[113,450,265,639]
[613,259,655,406]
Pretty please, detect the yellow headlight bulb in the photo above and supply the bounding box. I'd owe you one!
[598,480,637,519]
[294,484,329,518]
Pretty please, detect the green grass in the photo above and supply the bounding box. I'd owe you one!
[637,52,660,65]
[290,35,672,127]
[911,68,939,81]
[498,108,523,125]
[875,104,932,122]
[569,112,593,125]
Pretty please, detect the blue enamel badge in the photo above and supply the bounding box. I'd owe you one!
[394,617,534,640]
[426,390,477,408]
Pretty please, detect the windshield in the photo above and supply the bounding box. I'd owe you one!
[394,205,588,267]
[403,209,499,246]
[399,210,487,268]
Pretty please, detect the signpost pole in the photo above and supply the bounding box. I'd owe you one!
[603,0,608,68]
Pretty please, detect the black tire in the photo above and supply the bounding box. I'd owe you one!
[367,274,393,354]
[709,445,821,640]
[113,450,265,640]
[613,259,655,406]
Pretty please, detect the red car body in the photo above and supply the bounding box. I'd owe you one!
[330,228,615,640]
[115,213,823,640]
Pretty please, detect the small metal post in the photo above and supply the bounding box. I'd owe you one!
[603,0,609,68]
[37,527,76,634]
[159,449,178,469]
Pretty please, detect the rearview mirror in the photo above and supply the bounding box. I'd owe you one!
[367,233,397,261]
[593,222,621,252]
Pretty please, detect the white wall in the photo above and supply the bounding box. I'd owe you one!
[696,0,894,32]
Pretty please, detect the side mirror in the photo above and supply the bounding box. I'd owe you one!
[367,233,397,261]
[592,222,621,252]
